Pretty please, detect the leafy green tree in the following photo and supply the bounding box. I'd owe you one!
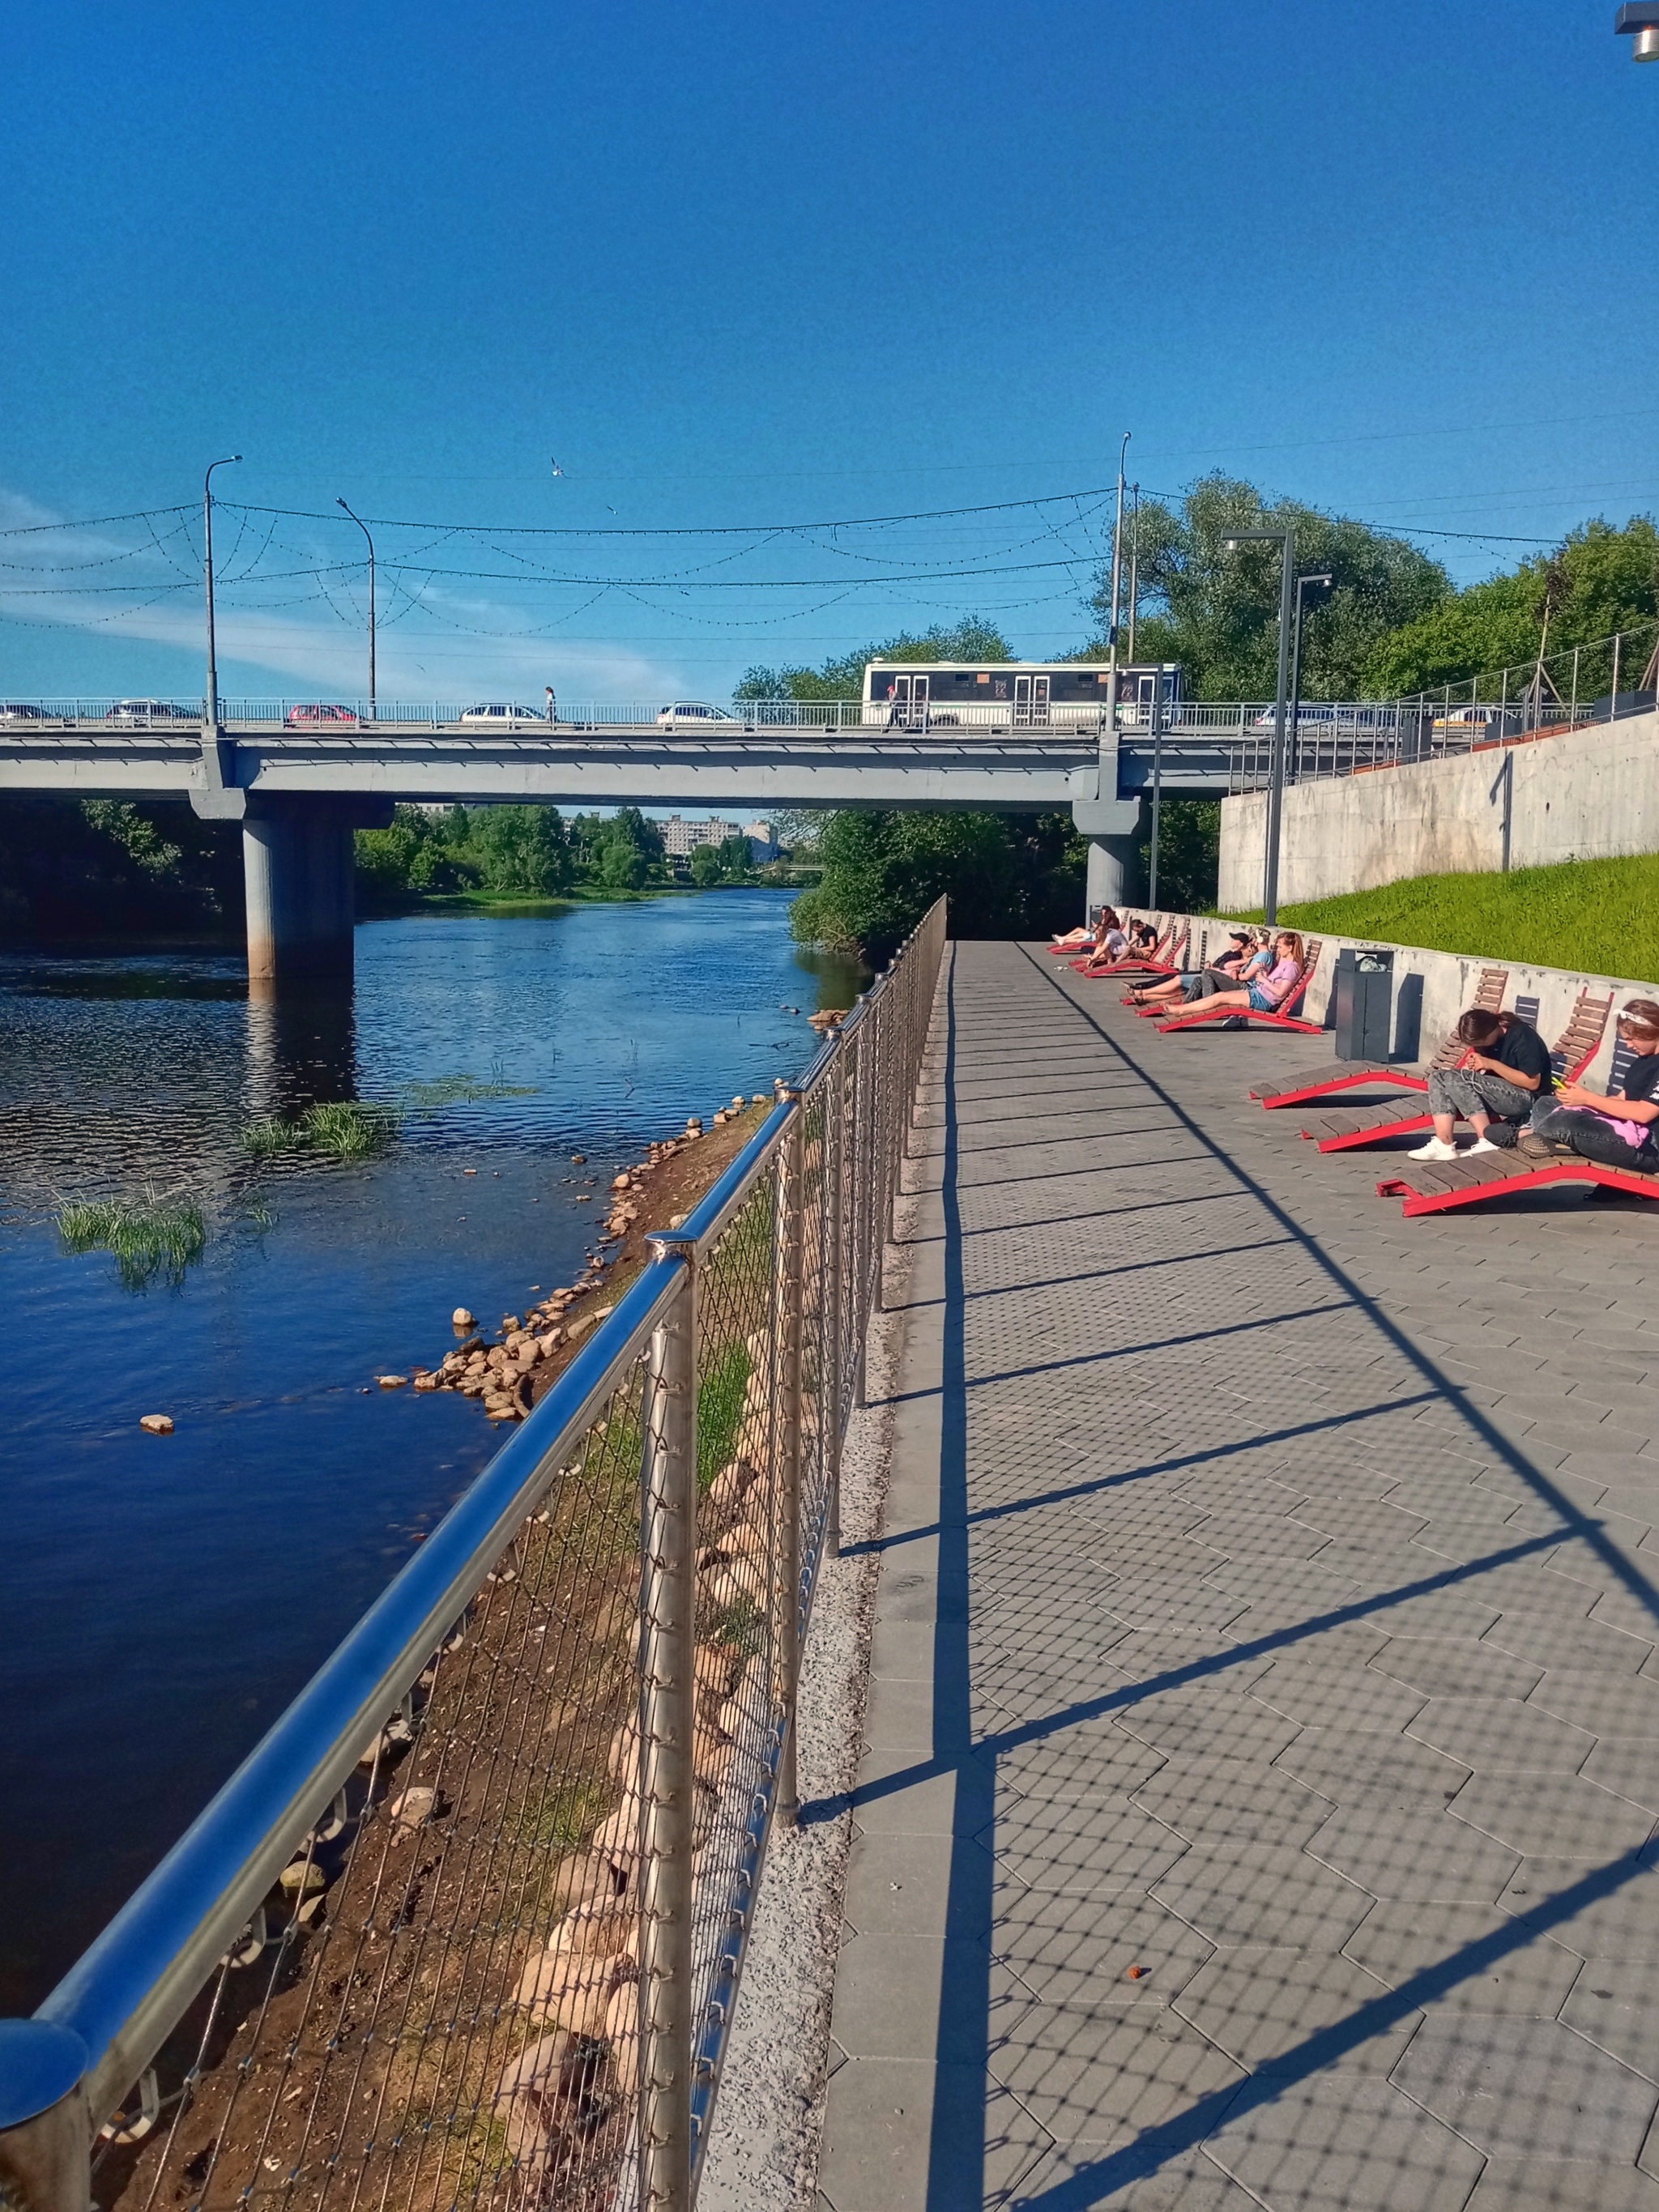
[1140,798,1222,915]
[689,842,723,888]
[737,618,1012,702]
[465,805,574,895]
[1362,518,1659,697]
[1085,475,1449,700]
[790,808,1084,964]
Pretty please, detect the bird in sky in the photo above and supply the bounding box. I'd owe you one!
[550,458,564,477]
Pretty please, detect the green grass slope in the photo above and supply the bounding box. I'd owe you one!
[1231,853,1659,985]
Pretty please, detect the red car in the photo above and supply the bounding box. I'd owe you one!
[284,702,360,727]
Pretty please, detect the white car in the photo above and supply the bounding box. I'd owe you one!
[106,699,198,727]
[655,701,746,731]
[459,702,547,727]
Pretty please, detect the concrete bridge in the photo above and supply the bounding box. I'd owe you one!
[0,699,1402,980]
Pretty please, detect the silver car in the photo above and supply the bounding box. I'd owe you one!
[106,699,198,727]
[459,702,548,727]
[655,701,748,731]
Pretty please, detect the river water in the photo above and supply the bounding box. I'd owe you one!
[0,888,861,2017]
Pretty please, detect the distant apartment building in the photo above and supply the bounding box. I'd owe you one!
[659,815,778,862]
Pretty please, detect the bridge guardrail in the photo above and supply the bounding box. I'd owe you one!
[0,897,948,2212]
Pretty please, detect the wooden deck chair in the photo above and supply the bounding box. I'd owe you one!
[1072,921,1176,978]
[1154,940,1324,1036]
[1124,921,1190,981]
[1377,1140,1659,1218]
[1305,990,1613,1153]
[1250,967,1509,1111]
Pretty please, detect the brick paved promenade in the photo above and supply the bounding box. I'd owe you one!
[818,940,1659,2212]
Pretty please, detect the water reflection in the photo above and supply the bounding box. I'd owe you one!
[245,982,359,1119]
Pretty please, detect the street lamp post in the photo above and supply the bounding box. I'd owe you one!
[1126,483,1141,664]
[203,454,241,734]
[1102,433,1130,741]
[1223,527,1296,926]
[1616,4,1659,61]
[1289,571,1333,782]
[336,497,376,719]
[1147,671,1164,908]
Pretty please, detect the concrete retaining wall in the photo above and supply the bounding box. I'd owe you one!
[1218,705,1659,910]
[1115,906,1657,1087]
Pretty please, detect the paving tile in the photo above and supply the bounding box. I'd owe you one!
[1371,1635,1546,1702]
[1151,1839,1374,1951]
[1408,1696,1596,1775]
[1482,1613,1654,1676]
[819,2061,1053,2212]
[995,1723,1168,1802]
[1174,1945,1418,2074]
[1203,2072,1486,2212]
[987,1998,1247,2146]
[1115,1683,1302,1764]
[1005,2144,1262,2210]
[1251,1660,1428,1735]
[1343,1898,1583,2017]
[1464,2159,1659,2211]
[1132,1756,1332,1848]
[843,1831,1003,1937]
[1529,1669,1659,1737]
[1450,1770,1657,1860]
[1273,1726,1471,1810]
[991,1887,1214,2011]
[1307,1803,1521,1903]
[1561,1961,1659,2081]
[987,1791,1190,1896]
[1392,2014,1659,2161]
[1499,1860,1659,1960]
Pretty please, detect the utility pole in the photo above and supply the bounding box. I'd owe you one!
[336,497,377,718]
[1126,484,1141,664]
[1147,669,1163,908]
[203,455,241,733]
[1102,433,1130,744]
[1224,527,1296,926]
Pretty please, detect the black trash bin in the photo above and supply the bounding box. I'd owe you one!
[1332,948,1394,1063]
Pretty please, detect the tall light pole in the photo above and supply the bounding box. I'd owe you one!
[1289,571,1333,781]
[336,497,376,718]
[1147,666,1164,909]
[1223,526,1296,926]
[203,454,241,732]
[1103,433,1130,741]
[1126,483,1141,664]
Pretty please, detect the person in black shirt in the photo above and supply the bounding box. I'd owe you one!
[1408,1006,1552,1162]
[1519,999,1659,1174]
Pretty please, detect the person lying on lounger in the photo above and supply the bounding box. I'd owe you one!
[1518,999,1659,1176]
[1128,928,1259,1008]
[1153,930,1304,1019]
[1051,906,1123,953]
[1406,1006,1551,1161]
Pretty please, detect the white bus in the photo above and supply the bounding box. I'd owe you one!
[862,659,1181,733]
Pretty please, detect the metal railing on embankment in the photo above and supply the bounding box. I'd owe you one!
[0,897,948,2212]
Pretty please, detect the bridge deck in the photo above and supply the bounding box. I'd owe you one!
[821,941,1659,2210]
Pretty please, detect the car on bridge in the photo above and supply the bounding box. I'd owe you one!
[655,701,749,731]
[458,702,548,727]
[0,702,48,724]
[106,699,198,727]
[284,702,360,727]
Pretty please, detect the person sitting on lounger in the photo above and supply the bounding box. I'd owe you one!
[1072,910,1136,974]
[1051,907,1122,953]
[1162,930,1305,1019]
[1128,928,1257,1008]
[1406,1005,1551,1161]
[1517,999,1659,1175]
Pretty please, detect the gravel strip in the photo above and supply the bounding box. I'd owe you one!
[697,1191,915,2211]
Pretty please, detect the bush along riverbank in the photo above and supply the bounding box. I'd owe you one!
[390,1089,783,1423]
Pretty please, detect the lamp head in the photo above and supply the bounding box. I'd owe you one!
[1616,2,1659,59]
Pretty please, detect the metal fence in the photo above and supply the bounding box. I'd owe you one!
[0,897,948,2212]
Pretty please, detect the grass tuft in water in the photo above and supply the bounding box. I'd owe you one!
[240,1101,400,1161]
[241,1117,308,1159]
[58,1191,208,1289]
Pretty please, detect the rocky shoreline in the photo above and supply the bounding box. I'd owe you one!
[399,1090,782,1425]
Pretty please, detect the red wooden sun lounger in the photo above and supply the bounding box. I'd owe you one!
[1249,967,1509,1110]
[1376,1149,1659,1217]
[1073,921,1178,978]
[1153,941,1324,1036]
[1121,922,1190,981]
[1302,990,1613,1153]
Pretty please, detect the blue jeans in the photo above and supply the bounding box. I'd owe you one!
[1529,1098,1658,1171]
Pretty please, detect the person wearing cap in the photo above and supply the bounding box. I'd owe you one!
[1128,928,1260,1009]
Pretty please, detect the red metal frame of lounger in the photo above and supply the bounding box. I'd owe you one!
[1072,923,1179,978]
[1248,967,1511,1111]
[1154,943,1324,1035]
[1303,994,1612,1153]
[1376,1153,1659,1217]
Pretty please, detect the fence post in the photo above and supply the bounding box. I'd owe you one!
[851,1018,869,1413]
[774,1094,804,1826]
[1612,633,1623,718]
[638,1255,697,2212]
[825,1044,846,1559]
[0,2024,92,2212]
[1571,646,1580,727]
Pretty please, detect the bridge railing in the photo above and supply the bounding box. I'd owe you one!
[0,898,948,2212]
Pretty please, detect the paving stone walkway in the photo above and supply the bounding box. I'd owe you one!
[817,939,1659,2212]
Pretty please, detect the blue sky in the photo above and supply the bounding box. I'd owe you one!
[2,0,1655,705]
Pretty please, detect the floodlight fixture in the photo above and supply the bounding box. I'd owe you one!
[1616,3,1659,61]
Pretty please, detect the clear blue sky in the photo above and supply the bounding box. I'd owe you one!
[2,0,1655,705]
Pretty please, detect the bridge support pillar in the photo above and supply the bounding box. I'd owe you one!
[237,799,392,984]
[1073,795,1142,920]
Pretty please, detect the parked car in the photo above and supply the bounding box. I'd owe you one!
[105,699,197,727]
[0,702,45,724]
[655,701,747,730]
[284,702,360,727]
[459,702,547,727]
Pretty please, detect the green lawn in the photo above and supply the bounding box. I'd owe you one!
[1227,852,1659,984]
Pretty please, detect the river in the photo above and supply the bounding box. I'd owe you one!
[0,888,863,2017]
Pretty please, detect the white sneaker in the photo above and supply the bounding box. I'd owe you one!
[1466,1137,1500,1156]
[1406,1137,1461,1161]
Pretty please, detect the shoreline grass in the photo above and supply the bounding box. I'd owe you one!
[1227,851,1659,984]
